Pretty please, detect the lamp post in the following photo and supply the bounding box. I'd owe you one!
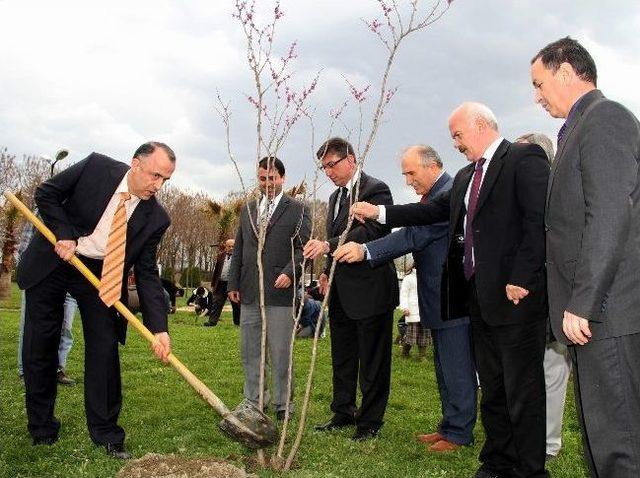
[49,149,69,177]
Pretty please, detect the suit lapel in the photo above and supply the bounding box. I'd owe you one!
[450,165,474,235]
[266,194,290,233]
[327,189,338,236]
[427,172,451,200]
[127,197,152,242]
[475,139,507,215]
[546,89,603,209]
[92,164,128,228]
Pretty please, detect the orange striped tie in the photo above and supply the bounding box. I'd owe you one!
[99,192,131,306]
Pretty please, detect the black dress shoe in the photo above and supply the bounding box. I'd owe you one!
[352,427,379,441]
[32,435,58,446]
[314,415,355,431]
[104,442,131,459]
[473,467,503,478]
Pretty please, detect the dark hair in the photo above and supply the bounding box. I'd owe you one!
[258,156,285,176]
[133,141,176,162]
[316,137,355,160]
[532,37,597,86]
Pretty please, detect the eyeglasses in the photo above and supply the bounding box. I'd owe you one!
[318,156,347,171]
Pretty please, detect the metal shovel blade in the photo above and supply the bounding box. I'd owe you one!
[219,400,278,449]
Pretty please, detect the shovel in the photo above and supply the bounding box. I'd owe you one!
[4,191,277,450]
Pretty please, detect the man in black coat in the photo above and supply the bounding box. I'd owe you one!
[304,137,398,441]
[353,104,549,477]
[17,142,175,458]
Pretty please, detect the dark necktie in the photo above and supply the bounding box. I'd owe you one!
[463,158,486,280]
[557,121,568,143]
[420,194,428,204]
[334,187,348,219]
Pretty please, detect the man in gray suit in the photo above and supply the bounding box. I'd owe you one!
[531,37,640,477]
[227,157,311,420]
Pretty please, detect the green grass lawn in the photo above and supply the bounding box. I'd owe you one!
[1,282,588,477]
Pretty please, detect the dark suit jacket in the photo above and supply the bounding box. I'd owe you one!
[16,153,170,335]
[210,251,230,290]
[228,194,311,306]
[366,173,467,329]
[385,140,549,326]
[325,172,399,319]
[546,89,640,343]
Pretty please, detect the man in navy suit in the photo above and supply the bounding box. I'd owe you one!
[17,142,175,458]
[335,144,477,452]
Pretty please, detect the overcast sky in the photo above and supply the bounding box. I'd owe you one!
[2,0,639,203]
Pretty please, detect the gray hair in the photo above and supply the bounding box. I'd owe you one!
[403,144,443,168]
[457,102,499,131]
[515,132,555,163]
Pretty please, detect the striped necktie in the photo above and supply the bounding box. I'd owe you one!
[99,192,131,306]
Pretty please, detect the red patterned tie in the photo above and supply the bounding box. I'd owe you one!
[463,158,486,280]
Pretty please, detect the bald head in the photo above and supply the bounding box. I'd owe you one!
[448,102,501,162]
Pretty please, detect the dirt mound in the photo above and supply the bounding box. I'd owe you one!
[117,453,257,478]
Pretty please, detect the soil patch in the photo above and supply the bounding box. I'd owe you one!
[117,453,258,478]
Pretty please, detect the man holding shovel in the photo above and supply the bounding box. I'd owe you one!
[17,142,175,459]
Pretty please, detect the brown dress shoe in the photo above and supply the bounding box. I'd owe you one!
[416,431,444,444]
[57,370,76,386]
[428,439,460,452]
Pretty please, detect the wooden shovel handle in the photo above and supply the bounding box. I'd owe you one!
[4,190,231,416]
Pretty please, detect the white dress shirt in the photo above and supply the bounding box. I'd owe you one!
[76,171,141,259]
[259,190,284,222]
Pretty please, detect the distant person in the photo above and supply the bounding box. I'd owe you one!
[186,286,213,317]
[17,142,175,459]
[227,156,311,421]
[516,131,571,461]
[531,37,640,476]
[17,218,76,386]
[398,265,428,358]
[206,238,240,326]
[296,293,326,338]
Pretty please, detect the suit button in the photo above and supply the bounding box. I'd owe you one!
[544,225,550,232]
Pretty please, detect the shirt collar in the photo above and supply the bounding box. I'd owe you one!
[480,136,504,165]
[344,166,362,193]
[260,189,284,210]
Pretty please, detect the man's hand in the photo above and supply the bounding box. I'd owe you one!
[333,242,365,263]
[402,308,410,316]
[303,239,329,260]
[563,310,592,345]
[228,290,241,303]
[54,239,77,261]
[351,201,380,223]
[318,273,329,296]
[505,284,529,305]
[152,332,171,363]
[274,273,292,289]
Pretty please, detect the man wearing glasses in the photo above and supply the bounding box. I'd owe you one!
[304,137,398,441]
[17,142,175,459]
